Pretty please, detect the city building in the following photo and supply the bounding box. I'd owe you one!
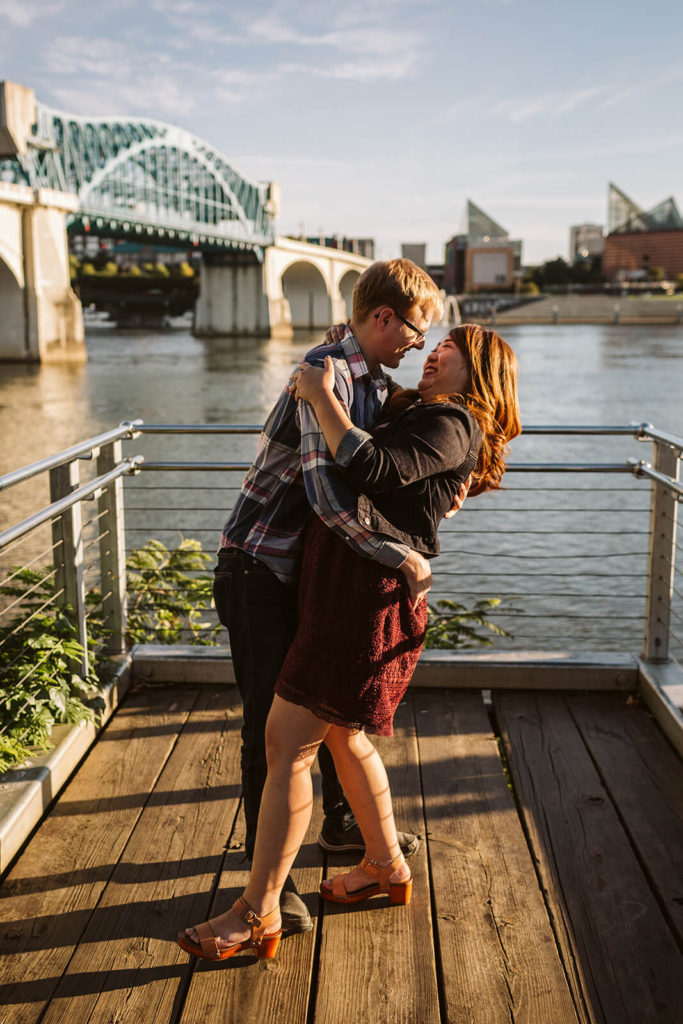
[304,235,375,259]
[569,224,604,262]
[401,243,426,267]
[602,183,683,281]
[442,201,522,293]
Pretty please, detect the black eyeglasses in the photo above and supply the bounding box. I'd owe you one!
[394,311,427,344]
[374,310,427,343]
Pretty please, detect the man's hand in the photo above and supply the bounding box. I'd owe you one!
[444,474,472,519]
[400,549,433,610]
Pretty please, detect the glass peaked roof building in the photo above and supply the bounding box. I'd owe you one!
[608,183,683,234]
[443,201,522,294]
[604,184,683,280]
[465,200,509,242]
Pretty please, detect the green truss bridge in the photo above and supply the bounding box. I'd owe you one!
[0,86,277,253]
[0,81,373,363]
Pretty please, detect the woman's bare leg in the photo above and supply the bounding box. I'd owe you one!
[184,695,329,947]
[322,726,410,890]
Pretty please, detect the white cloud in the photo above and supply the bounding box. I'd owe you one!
[188,23,243,46]
[0,0,63,27]
[50,73,198,120]
[278,56,418,83]
[491,87,604,123]
[45,37,135,78]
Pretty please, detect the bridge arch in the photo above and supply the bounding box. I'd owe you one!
[443,294,462,326]
[281,260,332,330]
[339,269,360,319]
[0,199,26,358]
[0,255,26,359]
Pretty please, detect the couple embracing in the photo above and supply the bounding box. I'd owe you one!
[178,258,521,961]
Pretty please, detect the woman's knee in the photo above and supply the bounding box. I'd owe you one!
[264,698,327,770]
[325,724,371,760]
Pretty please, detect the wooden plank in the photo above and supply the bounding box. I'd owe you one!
[38,687,243,1024]
[313,699,440,1024]
[495,691,683,1024]
[178,765,324,1024]
[568,693,683,944]
[0,686,197,1024]
[416,689,580,1024]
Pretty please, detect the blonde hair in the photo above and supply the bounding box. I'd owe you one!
[384,323,521,495]
[352,259,443,324]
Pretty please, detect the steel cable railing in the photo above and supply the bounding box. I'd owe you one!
[1,419,680,723]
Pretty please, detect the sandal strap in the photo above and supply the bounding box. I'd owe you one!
[232,895,280,945]
[195,920,220,958]
[360,852,404,887]
[332,874,349,899]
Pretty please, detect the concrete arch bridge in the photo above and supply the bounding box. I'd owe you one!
[0,82,370,361]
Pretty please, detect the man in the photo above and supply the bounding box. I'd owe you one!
[214,259,443,933]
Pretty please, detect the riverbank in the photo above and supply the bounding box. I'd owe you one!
[485,293,683,325]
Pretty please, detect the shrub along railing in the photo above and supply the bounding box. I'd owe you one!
[0,420,681,771]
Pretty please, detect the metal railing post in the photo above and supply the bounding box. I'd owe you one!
[642,440,680,662]
[97,441,128,655]
[49,459,89,676]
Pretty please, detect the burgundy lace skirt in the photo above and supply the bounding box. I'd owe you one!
[274,516,428,736]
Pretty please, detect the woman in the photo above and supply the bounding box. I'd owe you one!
[178,324,521,961]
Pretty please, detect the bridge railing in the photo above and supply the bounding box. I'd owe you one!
[0,422,681,693]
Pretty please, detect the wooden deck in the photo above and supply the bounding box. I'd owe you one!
[1,683,682,1024]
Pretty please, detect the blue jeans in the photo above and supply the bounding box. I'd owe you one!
[213,548,350,859]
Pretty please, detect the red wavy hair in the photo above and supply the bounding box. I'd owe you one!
[384,323,522,495]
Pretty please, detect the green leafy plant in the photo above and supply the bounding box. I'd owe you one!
[0,569,107,772]
[126,537,221,645]
[424,596,515,649]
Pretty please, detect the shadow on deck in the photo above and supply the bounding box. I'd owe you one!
[1,683,682,1023]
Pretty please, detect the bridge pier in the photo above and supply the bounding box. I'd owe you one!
[0,183,85,363]
[194,255,273,337]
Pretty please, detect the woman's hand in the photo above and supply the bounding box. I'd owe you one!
[289,356,335,403]
[323,323,348,346]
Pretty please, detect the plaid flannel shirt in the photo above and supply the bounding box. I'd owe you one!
[220,326,410,586]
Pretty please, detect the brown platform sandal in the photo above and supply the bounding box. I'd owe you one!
[177,895,282,961]
[320,852,412,906]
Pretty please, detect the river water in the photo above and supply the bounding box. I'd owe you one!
[1,320,682,652]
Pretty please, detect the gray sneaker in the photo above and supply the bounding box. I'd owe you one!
[279,888,313,936]
[318,819,420,858]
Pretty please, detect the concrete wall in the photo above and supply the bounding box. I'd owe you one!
[0,183,85,362]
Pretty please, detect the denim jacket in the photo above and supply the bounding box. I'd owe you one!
[335,401,482,557]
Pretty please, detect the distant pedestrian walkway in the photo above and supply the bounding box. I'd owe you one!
[498,292,683,324]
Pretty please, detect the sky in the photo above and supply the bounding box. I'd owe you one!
[1,0,682,264]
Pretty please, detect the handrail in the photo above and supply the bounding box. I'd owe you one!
[636,425,683,452]
[136,460,638,474]
[0,420,143,494]
[0,457,144,550]
[630,459,683,499]
[137,424,262,434]
[135,422,654,437]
